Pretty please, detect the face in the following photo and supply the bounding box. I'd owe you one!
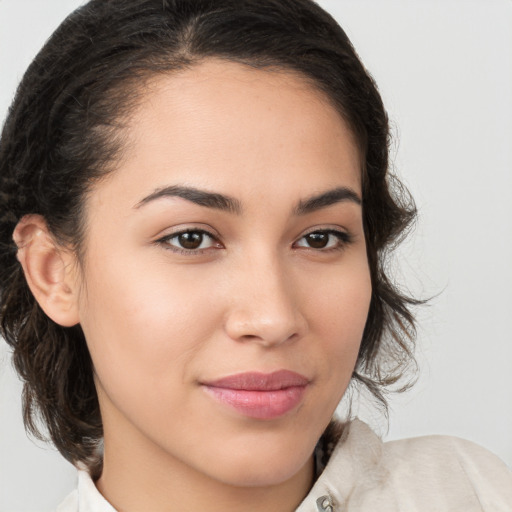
[75,60,371,489]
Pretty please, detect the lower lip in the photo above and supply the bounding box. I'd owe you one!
[203,386,307,420]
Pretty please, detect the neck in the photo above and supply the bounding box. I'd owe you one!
[97,438,315,512]
[96,408,315,512]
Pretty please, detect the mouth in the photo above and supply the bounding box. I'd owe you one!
[201,370,310,420]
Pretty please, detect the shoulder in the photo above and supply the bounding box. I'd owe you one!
[381,432,512,510]
[383,430,511,477]
[56,489,78,512]
[56,470,116,512]
[299,419,512,512]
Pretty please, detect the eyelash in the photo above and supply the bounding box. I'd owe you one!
[156,228,353,255]
[156,229,221,255]
[294,229,353,252]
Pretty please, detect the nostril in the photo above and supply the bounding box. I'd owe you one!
[240,334,259,341]
[223,284,307,346]
[240,330,300,348]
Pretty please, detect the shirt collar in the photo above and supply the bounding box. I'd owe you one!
[72,419,384,512]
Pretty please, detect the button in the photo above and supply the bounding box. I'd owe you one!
[316,495,334,511]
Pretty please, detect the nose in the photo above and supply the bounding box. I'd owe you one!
[223,253,307,347]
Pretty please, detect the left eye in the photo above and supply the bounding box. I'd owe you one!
[162,230,218,251]
[294,230,348,250]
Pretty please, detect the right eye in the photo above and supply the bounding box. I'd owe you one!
[158,229,221,253]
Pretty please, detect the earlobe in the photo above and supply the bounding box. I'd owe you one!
[13,214,80,327]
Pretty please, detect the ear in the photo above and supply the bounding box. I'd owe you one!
[13,214,80,327]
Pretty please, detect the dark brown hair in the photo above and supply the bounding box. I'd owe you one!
[0,0,418,476]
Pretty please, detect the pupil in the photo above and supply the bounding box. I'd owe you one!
[179,232,203,249]
[306,232,328,248]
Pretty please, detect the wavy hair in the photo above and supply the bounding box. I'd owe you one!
[0,0,418,477]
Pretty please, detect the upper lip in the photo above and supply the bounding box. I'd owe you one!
[202,370,310,391]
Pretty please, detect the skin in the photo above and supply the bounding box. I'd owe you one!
[17,60,372,512]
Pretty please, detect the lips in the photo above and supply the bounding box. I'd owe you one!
[201,370,309,420]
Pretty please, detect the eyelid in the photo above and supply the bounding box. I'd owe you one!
[293,227,353,250]
[154,222,221,241]
[155,226,223,254]
[153,225,354,255]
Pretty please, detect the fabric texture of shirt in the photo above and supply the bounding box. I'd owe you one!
[56,419,512,512]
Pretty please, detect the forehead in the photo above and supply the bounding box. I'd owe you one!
[90,59,361,214]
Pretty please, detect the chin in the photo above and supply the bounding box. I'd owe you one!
[204,440,314,488]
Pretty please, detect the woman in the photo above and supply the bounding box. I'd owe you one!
[0,0,511,510]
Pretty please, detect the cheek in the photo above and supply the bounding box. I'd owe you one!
[306,254,371,337]
[304,257,371,391]
[77,254,223,407]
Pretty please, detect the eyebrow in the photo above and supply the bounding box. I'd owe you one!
[294,186,362,215]
[134,185,243,214]
[134,184,361,215]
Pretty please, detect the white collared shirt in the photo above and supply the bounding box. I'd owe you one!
[57,420,512,512]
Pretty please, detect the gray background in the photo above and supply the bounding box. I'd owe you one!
[1,1,511,510]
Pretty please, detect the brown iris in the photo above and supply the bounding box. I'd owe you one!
[178,232,204,250]
[304,232,329,249]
